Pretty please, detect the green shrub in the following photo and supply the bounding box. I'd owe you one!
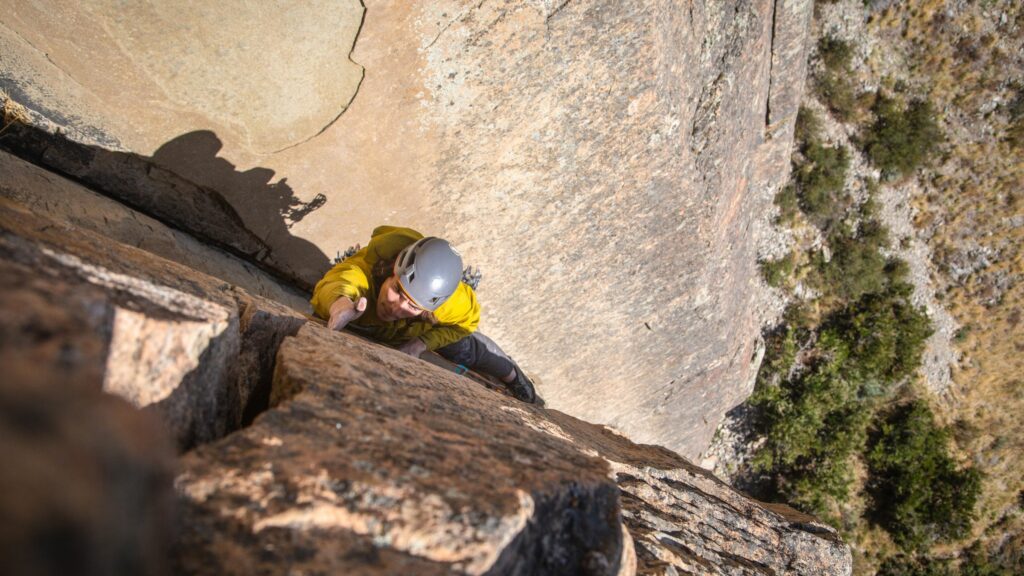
[1005,114,1024,150]
[774,183,800,224]
[876,546,1013,576]
[814,36,858,122]
[864,95,944,179]
[959,542,1014,576]
[1006,86,1024,149]
[866,401,982,551]
[816,221,890,300]
[824,281,933,384]
[748,281,932,518]
[750,333,870,517]
[794,106,822,146]
[818,36,854,72]
[795,142,850,226]
[876,555,955,576]
[815,71,858,121]
[761,252,797,288]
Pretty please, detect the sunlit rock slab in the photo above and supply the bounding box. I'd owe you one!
[175,324,625,575]
[0,199,308,450]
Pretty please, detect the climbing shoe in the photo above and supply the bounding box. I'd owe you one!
[506,365,538,404]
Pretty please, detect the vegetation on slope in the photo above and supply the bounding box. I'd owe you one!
[750,105,968,548]
[728,1,1023,573]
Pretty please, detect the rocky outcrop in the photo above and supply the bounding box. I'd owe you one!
[175,324,623,575]
[0,191,849,573]
[0,118,326,292]
[0,243,175,576]
[1,0,814,457]
[0,198,307,450]
[176,322,849,575]
[0,150,310,311]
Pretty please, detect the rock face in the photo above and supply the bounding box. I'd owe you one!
[0,234,175,576]
[0,149,310,311]
[176,322,850,575]
[176,325,623,575]
[0,0,365,154]
[0,191,849,573]
[1,0,813,457]
[0,199,307,450]
[414,0,814,457]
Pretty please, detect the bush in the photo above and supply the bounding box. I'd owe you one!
[824,280,933,384]
[864,95,944,179]
[876,555,955,576]
[795,142,850,226]
[814,36,858,121]
[794,106,822,146]
[875,549,1009,576]
[866,401,982,551]
[774,183,800,224]
[815,72,858,122]
[750,332,870,517]
[816,220,891,300]
[748,281,932,518]
[761,252,797,288]
[818,36,854,72]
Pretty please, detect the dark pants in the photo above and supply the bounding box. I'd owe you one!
[436,332,515,381]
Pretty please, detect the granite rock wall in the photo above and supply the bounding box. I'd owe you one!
[1,0,814,457]
[0,191,849,574]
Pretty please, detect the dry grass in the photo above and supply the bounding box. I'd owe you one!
[0,92,32,136]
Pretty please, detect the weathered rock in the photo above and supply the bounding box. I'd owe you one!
[0,0,364,154]
[0,257,175,576]
[535,411,852,575]
[1,0,815,459]
[0,116,327,291]
[0,149,310,311]
[174,322,850,575]
[0,198,307,449]
[175,323,625,575]
[1,0,813,457]
[0,193,849,574]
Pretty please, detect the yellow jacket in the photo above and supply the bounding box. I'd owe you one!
[310,225,480,351]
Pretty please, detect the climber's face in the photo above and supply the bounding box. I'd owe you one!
[377,275,424,322]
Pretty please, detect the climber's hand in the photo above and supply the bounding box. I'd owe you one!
[328,296,367,331]
[398,338,427,358]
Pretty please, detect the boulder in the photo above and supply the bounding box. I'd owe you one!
[175,324,624,575]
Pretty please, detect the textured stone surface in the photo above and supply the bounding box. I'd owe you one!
[411,0,813,457]
[1,0,813,458]
[0,198,848,574]
[532,411,852,575]
[0,118,327,291]
[0,0,364,154]
[174,323,850,575]
[0,149,310,311]
[0,257,175,576]
[0,198,307,450]
[175,324,624,575]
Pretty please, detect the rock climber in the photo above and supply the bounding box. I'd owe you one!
[311,225,539,404]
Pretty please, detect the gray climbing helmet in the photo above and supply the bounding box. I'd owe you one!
[393,237,463,311]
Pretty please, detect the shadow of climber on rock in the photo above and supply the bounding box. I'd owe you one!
[149,130,330,288]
